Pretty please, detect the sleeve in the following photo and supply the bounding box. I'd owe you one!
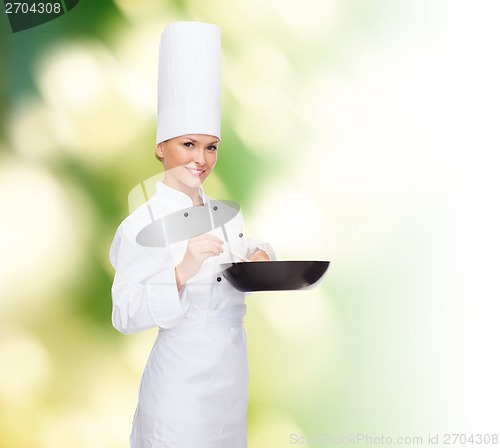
[109,221,188,335]
[245,237,277,261]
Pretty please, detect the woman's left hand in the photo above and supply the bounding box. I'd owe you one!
[249,249,270,262]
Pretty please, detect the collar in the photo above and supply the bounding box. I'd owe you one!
[155,180,207,207]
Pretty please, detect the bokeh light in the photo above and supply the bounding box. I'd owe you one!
[34,39,152,163]
[0,159,93,315]
[0,330,52,403]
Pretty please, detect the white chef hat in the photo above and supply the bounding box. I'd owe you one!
[156,21,221,144]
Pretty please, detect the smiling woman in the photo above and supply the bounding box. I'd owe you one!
[109,22,273,448]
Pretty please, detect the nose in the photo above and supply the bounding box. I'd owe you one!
[194,147,206,166]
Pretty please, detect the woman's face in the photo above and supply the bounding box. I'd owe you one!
[155,134,219,193]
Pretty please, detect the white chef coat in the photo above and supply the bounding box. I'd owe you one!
[110,180,274,448]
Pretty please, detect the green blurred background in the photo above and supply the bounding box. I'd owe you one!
[1,0,499,447]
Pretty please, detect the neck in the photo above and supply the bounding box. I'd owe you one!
[162,175,203,206]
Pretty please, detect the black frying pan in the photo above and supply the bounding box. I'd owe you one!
[221,260,330,292]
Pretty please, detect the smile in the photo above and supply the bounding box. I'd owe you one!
[185,167,205,176]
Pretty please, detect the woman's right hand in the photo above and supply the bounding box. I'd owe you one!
[175,234,224,287]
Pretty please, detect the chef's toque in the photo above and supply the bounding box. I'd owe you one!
[156,21,221,144]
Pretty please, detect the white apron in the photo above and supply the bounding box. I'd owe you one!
[109,181,274,448]
[130,304,248,447]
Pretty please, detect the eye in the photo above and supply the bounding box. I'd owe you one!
[183,142,194,148]
[207,145,218,151]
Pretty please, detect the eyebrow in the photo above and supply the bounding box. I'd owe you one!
[185,137,219,145]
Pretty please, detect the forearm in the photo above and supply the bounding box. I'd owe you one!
[174,266,184,292]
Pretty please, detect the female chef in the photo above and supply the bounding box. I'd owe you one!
[109,22,274,448]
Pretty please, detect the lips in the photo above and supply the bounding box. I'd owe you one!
[185,167,206,177]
